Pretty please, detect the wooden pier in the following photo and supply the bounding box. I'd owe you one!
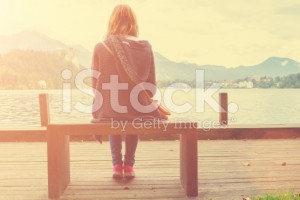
[0,140,300,200]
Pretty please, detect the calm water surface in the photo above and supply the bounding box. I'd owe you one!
[0,89,299,127]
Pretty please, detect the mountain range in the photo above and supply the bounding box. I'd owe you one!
[1,30,300,84]
[0,30,91,70]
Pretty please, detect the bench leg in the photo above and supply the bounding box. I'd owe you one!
[60,134,70,192]
[180,132,198,197]
[47,127,70,199]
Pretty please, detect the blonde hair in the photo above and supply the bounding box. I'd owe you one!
[107,4,139,37]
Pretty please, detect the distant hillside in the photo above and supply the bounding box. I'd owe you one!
[155,53,300,81]
[0,50,80,89]
[0,30,92,68]
[0,30,300,89]
[0,30,64,53]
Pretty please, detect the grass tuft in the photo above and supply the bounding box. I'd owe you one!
[252,191,300,200]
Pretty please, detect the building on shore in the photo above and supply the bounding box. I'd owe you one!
[238,81,254,88]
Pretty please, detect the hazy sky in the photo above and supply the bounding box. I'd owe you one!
[1,0,300,67]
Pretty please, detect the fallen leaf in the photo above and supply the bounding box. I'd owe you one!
[243,163,251,166]
[243,197,251,200]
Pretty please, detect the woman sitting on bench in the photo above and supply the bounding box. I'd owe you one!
[91,4,168,179]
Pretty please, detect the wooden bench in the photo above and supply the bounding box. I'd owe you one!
[40,94,198,199]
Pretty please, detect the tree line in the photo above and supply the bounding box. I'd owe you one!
[0,49,299,89]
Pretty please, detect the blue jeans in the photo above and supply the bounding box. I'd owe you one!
[109,135,138,167]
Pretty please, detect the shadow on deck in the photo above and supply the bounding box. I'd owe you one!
[0,140,300,200]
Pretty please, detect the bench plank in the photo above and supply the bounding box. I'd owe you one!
[47,122,197,136]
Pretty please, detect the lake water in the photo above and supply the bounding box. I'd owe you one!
[0,89,299,127]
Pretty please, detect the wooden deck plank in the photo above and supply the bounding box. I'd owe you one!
[0,140,300,199]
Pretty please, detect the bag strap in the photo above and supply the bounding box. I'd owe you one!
[102,42,113,55]
[101,41,170,117]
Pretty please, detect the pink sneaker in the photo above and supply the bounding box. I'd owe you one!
[112,165,123,179]
[123,165,135,179]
